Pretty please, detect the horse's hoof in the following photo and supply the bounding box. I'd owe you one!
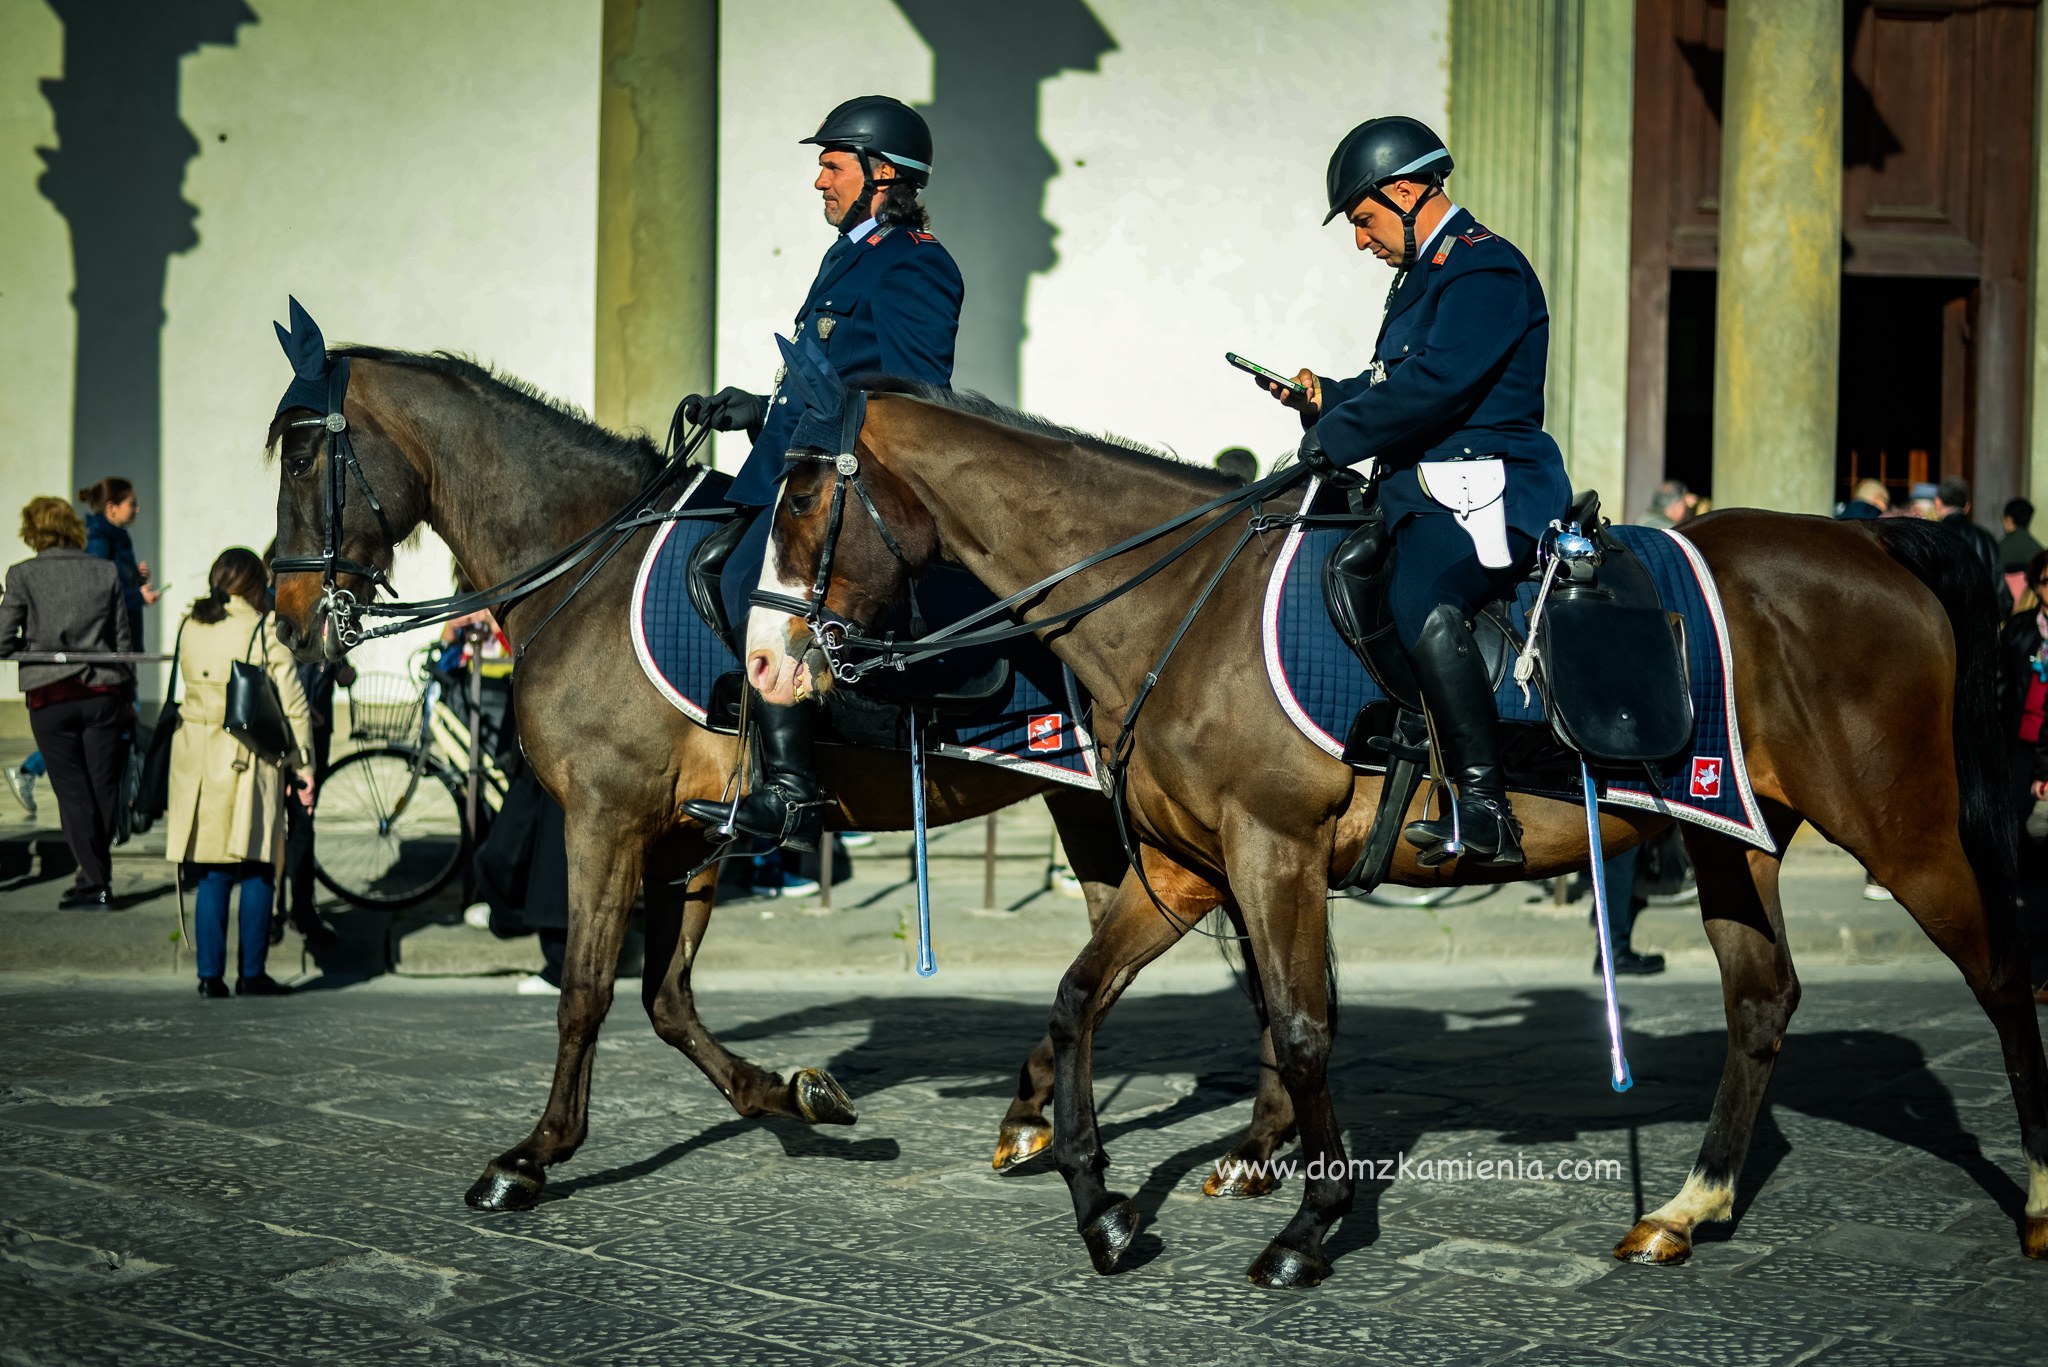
[1246,1239,1332,1288]
[465,1157,544,1212]
[1203,1162,1279,1199]
[1613,1217,1692,1264]
[2024,1215,2048,1260]
[992,1116,1052,1170]
[1079,1196,1140,1275]
[792,1068,858,1125]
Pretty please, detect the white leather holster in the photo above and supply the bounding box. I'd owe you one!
[1417,459,1511,567]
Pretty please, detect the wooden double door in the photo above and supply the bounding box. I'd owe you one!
[1628,0,2035,513]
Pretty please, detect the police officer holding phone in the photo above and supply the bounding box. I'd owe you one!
[1253,116,1571,869]
[681,96,964,853]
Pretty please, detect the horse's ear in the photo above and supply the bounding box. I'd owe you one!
[275,295,329,380]
[775,332,841,416]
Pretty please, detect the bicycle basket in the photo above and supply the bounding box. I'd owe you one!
[343,672,424,743]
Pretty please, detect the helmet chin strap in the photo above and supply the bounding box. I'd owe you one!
[1371,180,1442,268]
[834,149,891,233]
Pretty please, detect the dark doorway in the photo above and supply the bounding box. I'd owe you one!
[1837,276,1972,510]
[1659,271,1971,512]
[1662,270,1716,501]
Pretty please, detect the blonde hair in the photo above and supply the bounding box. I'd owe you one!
[1851,479,1889,509]
[20,496,86,552]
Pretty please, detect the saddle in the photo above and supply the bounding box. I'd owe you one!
[1322,484,1694,890]
[681,483,1015,742]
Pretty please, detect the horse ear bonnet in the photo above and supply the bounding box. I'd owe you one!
[776,332,854,456]
[273,295,335,418]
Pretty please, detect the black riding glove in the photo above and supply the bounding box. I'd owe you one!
[706,387,768,436]
[1297,427,1349,481]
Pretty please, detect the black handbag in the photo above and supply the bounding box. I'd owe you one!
[225,617,294,766]
[132,619,186,823]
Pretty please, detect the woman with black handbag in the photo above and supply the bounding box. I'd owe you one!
[164,548,312,998]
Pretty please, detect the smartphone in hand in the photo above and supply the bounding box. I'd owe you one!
[1225,352,1305,395]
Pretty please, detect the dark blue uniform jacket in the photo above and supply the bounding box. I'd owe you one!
[729,223,964,506]
[1312,207,1572,545]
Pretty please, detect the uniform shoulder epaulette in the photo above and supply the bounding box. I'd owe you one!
[908,230,937,244]
[1459,226,1494,245]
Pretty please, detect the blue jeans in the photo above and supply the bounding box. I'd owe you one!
[23,751,44,778]
[192,861,275,981]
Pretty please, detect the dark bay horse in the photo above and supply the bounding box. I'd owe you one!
[264,348,1217,1210]
[746,378,2048,1286]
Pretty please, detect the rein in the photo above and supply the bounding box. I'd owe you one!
[749,393,1313,686]
[750,397,1355,941]
[271,361,722,654]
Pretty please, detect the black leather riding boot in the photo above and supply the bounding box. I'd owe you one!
[1401,605,1524,869]
[680,694,826,853]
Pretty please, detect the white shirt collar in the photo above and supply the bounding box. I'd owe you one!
[843,215,879,243]
[1414,202,1461,262]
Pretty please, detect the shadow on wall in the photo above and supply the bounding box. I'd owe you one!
[36,0,254,645]
[895,0,1114,407]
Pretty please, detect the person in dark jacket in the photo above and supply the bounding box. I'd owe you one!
[78,477,160,648]
[1835,478,1889,521]
[1256,115,1571,870]
[679,95,963,857]
[1997,548,2048,1002]
[0,497,133,907]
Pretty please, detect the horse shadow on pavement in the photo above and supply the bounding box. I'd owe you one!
[548,983,2024,1267]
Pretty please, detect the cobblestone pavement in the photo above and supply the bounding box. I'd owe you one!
[1,969,2043,1366]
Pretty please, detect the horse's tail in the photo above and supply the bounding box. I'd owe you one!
[1869,517,2016,913]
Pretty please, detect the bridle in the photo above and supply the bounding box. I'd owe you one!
[268,357,399,646]
[268,357,717,653]
[746,393,920,686]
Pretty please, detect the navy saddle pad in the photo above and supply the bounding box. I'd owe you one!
[632,470,1098,789]
[1262,483,1772,850]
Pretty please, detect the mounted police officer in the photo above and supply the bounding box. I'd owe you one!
[680,95,964,853]
[1256,116,1571,869]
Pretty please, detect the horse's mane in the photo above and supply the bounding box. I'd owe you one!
[330,346,660,470]
[859,375,1233,491]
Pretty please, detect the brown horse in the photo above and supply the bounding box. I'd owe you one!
[264,348,1246,1211]
[746,378,2048,1286]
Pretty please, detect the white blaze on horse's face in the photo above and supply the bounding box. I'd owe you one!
[745,483,815,706]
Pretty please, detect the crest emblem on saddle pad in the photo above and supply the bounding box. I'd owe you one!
[1690,756,1723,800]
[1027,714,1063,752]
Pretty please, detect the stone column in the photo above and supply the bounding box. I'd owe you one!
[1712,0,1841,513]
[595,0,717,442]
[1449,0,1635,505]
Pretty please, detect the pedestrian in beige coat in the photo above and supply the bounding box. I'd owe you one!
[165,547,313,998]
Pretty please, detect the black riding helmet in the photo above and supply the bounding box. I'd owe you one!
[1324,116,1454,266]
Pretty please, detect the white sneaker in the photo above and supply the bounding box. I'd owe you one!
[839,831,876,849]
[774,873,822,898]
[462,903,492,930]
[1861,881,1894,902]
[515,974,560,995]
[1050,864,1085,899]
[6,766,36,819]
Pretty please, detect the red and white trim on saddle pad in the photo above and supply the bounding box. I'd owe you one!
[1259,479,1774,851]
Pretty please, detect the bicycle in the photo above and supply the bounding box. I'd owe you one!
[312,639,509,908]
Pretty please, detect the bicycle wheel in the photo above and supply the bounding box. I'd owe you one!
[313,745,470,908]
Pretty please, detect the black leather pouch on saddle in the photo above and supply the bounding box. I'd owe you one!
[225,618,295,767]
[1533,537,1694,765]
